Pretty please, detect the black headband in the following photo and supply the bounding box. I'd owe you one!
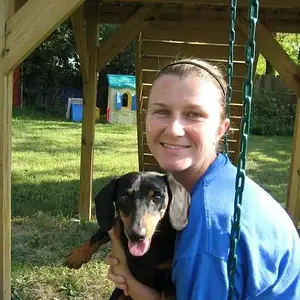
[159,61,226,96]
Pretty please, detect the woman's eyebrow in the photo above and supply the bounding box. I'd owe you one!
[150,102,169,107]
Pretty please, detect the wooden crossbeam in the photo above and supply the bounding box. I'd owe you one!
[101,0,300,8]
[237,18,300,96]
[96,5,163,70]
[71,5,89,82]
[4,0,86,74]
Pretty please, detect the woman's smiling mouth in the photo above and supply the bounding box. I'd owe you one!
[160,142,190,149]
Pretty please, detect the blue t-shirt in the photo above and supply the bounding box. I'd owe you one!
[172,153,300,299]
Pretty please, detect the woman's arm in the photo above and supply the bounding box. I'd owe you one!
[106,225,163,300]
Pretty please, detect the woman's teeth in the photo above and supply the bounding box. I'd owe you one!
[161,143,188,149]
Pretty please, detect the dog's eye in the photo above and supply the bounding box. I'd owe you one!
[120,194,129,202]
[152,193,163,203]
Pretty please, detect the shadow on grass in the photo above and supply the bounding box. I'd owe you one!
[12,176,116,270]
[12,176,115,218]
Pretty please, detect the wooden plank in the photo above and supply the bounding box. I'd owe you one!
[4,0,86,74]
[135,33,144,172]
[143,163,164,173]
[101,0,300,8]
[96,5,163,70]
[142,70,245,90]
[142,56,247,77]
[286,97,300,226]
[97,10,300,29]
[237,19,300,96]
[79,2,98,221]
[142,41,246,62]
[71,4,89,82]
[1,1,14,299]
[142,84,244,104]
[143,24,248,46]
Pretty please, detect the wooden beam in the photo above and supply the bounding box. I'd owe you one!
[79,2,98,221]
[286,97,300,226]
[141,56,247,76]
[142,69,245,89]
[1,1,15,299]
[142,41,246,62]
[71,5,89,82]
[4,0,86,74]
[135,33,145,172]
[101,0,300,8]
[96,5,163,70]
[237,18,300,95]
[143,24,247,46]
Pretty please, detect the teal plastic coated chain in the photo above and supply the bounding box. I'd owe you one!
[227,1,259,299]
[224,0,237,154]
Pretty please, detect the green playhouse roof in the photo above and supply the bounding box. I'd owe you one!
[107,74,136,89]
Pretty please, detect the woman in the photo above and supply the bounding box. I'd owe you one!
[105,58,300,299]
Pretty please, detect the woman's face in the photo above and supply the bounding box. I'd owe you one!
[146,74,229,172]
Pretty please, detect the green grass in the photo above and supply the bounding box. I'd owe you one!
[11,109,293,299]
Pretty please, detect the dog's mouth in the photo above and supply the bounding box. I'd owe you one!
[128,239,151,257]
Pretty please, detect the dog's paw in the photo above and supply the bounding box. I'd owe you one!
[63,243,93,269]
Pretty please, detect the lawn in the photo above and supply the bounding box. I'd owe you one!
[10,109,293,299]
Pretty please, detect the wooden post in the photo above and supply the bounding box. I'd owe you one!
[135,33,144,171]
[286,96,300,226]
[78,2,98,220]
[1,0,15,298]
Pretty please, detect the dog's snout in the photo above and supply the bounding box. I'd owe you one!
[128,227,146,242]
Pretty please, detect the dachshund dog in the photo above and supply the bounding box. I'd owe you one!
[64,171,190,299]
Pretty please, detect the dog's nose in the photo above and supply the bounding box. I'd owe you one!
[128,227,146,242]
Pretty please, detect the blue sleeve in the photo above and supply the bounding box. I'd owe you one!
[172,253,231,300]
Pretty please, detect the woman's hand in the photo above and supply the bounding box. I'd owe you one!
[105,221,132,295]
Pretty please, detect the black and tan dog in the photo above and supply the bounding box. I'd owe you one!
[64,171,190,299]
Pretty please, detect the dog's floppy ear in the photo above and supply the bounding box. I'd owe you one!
[94,178,117,232]
[166,173,191,231]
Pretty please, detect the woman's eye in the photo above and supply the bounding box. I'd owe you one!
[154,109,170,116]
[186,111,203,119]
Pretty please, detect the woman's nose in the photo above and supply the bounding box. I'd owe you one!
[166,118,185,136]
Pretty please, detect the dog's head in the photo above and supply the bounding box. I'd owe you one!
[94,171,190,257]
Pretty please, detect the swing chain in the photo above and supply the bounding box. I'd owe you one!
[227,1,259,299]
[224,0,237,154]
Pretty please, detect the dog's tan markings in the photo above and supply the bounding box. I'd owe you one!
[120,211,131,228]
[148,190,155,200]
[143,213,162,239]
[64,240,101,269]
[155,259,173,270]
[127,188,134,194]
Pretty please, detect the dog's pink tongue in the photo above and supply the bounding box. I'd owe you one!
[128,240,150,256]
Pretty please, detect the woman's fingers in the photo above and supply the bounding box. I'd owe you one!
[107,266,128,292]
[108,221,127,263]
[104,253,119,266]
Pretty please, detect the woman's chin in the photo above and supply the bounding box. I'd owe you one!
[158,160,191,172]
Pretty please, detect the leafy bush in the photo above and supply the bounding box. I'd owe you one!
[250,91,296,136]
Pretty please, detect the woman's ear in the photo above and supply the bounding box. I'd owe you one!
[217,117,230,141]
